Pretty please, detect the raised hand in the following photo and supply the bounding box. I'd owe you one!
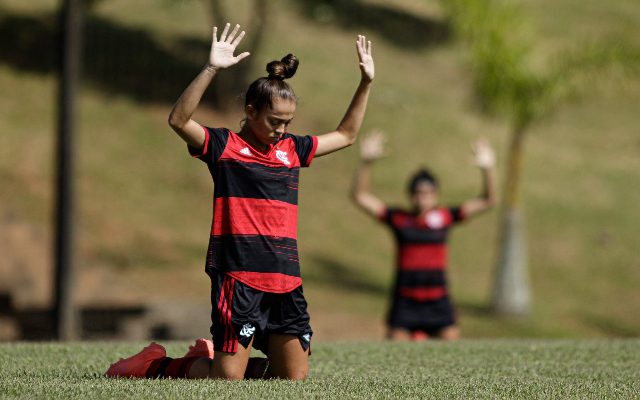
[471,137,496,169]
[356,35,374,82]
[360,129,386,162]
[207,23,250,70]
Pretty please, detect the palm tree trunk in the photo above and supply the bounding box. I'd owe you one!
[491,129,532,316]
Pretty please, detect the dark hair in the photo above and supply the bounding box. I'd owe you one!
[244,54,299,114]
[408,169,438,193]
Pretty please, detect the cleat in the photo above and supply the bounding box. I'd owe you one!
[105,342,166,378]
[184,338,214,359]
[412,330,428,341]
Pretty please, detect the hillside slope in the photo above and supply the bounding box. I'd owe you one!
[1,0,639,339]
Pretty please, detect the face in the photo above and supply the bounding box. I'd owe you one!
[245,97,296,146]
[411,181,438,212]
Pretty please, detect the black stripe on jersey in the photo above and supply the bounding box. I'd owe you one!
[213,159,300,205]
[392,227,449,244]
[208,235,301,277]
[395,270,447,288]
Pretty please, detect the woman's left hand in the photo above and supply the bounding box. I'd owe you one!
[472,137,496,169]
[356,35,374,82]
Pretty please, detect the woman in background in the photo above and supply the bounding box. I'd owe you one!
[352,131,497,340]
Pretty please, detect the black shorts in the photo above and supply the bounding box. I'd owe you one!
[387,294,456,334]
[208,269,312,356]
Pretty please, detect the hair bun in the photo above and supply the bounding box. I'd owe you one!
[266,54,299,80]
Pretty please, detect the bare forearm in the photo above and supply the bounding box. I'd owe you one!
[481,166,498,205]
[353,160,373,198]
[352,160,385,216]
[168,65,219,128]
[336,79,372,144]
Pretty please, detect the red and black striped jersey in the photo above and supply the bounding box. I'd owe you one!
[379,207,466,302]
[189,126,318,293]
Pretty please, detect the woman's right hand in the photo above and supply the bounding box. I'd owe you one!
[360,129,387,162]
[207,23,250,71]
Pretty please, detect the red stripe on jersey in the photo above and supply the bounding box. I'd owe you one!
[213,197,298,239]
[188,125,210,158]
[305,136,318,167]
[219,275,229,352]
[398,286,447,301]
[219,131,302,168]
[440,208,454,227]
[227,271,302,293]
[227,277,236,353]
[398,243,447,270]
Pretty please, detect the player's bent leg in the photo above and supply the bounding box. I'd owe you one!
[387,327,413,341]
[436,324,460,341]
[265,334,309,381]
[209,338,253,380]
[185,357,213,379]
[105,342,166,378]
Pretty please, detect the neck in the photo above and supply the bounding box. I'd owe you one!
[239,125,268,151]
[415,206,434,215]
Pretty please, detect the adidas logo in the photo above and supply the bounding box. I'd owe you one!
[240,147,252,156]
[239,323,256,338]
[302,333,311,342]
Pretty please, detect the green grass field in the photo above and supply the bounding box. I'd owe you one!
[1,340,639,398]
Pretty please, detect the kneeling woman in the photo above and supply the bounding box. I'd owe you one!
[106,23,374,380]
[352,131,497,340]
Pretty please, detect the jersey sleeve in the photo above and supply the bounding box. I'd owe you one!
[187,126,229,164]
[448,206,466,223]
[289,134,318,168]
[378,206,395,225]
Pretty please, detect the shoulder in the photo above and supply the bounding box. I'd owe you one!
[202,126,231,137]
[383,207,411,226]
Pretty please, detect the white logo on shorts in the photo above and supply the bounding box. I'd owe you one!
[276,150,291,166]
[239,323,256,337]
[302,333,311,342]
[425,210,444,229]
[240,147,252,156]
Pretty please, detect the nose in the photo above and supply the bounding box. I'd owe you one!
[276,124,286,135]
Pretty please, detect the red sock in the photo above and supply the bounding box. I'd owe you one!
[145,357,200,379]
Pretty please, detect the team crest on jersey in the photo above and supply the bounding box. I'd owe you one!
[240,147,252,156]
[275,150,291,166]
[425,210,444,229]
[239,323,256,338]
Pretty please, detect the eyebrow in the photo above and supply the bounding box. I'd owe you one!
[271,116,294,123]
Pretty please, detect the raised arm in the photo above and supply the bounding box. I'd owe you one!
[351,130,387,218]
[460,137,498,219]
[315,35,374,157]
[168,23,250,149]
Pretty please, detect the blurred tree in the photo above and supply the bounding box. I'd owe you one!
[443,0,639,316]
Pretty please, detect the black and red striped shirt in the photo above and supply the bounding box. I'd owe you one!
[189,126,318,293]
[379,207,465,302]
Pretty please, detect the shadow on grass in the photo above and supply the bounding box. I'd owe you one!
[0,11,222,105]
[455,300,493,317]
[0,2,450,107]
[295,0,450,49]
[581,313,639,338]
[303,254,388,295]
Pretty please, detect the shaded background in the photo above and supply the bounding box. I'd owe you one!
[1,0,639,340]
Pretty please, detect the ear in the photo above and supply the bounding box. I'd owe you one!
[245,104,256,120]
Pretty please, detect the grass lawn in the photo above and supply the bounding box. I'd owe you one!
[1,340,639,399]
